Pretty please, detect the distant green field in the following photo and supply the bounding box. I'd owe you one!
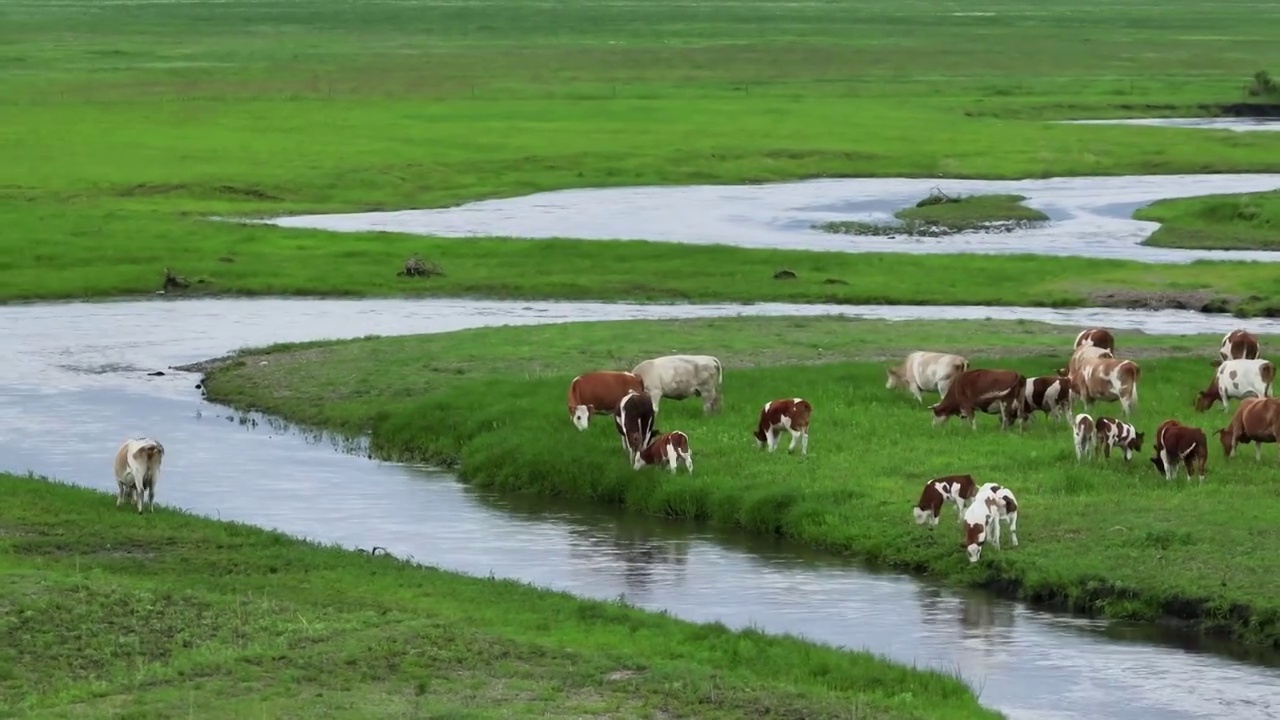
[1137,190,1280,250]
[2,0,1280,304]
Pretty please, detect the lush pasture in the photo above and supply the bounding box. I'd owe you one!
[3,0,1280,303]
[1137,190,1280,250]
[201,317,1280,647]
[0,474,998,719]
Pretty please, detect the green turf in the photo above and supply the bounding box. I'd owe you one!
[0,472,1000,720]
[1137,190,1280,250]
[200,317,1280,647]
[4,0,1280,304]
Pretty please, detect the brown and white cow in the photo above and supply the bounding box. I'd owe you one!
[1021,375,1074,422]
[912,474,979,527]
[613,391,656,464]
[1056,344,1114,378]
[114,437,165,514]
[754,397,812,455]
[1195,359,1274,413]
[963,493,1002,564]
[974,482,1020,550]
[1069,354,1140,417]
[1150,419,1208,483]
[1218,329,1260,362]
[1094,416,1144,462]
[630,354,722,414]
[1074,328,1116,353]
[566,371,645,430]
[1216,396,1280,462]
[1072,413,1096,462]
[885,351,969,404]
[633,430,693,473]
[930,369,1027,431]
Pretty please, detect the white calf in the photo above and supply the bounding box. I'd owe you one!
[114,437,165,514]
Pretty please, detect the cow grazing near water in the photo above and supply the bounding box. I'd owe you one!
[1150,419,1208,483]
[631,355,722,414]
[114,437,165,514]
[1219,329,1260,362]
[566,371,645,430]
[633,430,693,473]
[973,482,1020,550]
[912,474,979,527]
[1072,413,1096,461]
[1195,359,1274,413]
[1022,375,1073,422]
[885,351,969,404]
[1074,328,1116,353]
[963,493,1001,564]
[754,397,812,455]
[930,369,1027,431]
[613,391,656,464]
[1094,416,1144,462]
[1216,396,1280,461]
[1068,353,1140,417]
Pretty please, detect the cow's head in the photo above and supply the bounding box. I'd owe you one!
[1149,454,1166,475]
[1193,390,1219,413]
[885,367,904,390]
[1128,431,1145,452]
[928,402,949,426]
[912,505,933,525]
[571,404,594,431]
[1216,427,1236,457]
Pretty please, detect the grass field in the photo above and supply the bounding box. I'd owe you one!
[818,193,1051,237]
[200,317,1280,647]
[4,0,1280,304]
[0,473,999,720]
[1137,190,1280,250]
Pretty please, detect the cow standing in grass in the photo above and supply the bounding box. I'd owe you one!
[114,437,165,514]
[1216,396,1280,462]
[566,371,645,430]
[1219,329,1259,362]
[1195,359,1274,413]
[631,354,723,414]
[1150,419,1208,483]
[912,474,978,527]
[929,369,1027,431]
[885,351,969,404]
[754,397,812,455]
[1074,328,1116,353]
[613,391,656,464]
[633,430,694,474]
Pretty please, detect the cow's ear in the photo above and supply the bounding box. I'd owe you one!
[1210,359,1223,368]
[585,404,594,413]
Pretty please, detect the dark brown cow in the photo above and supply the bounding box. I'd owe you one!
[633,430,693,473]
[567,371,644,431]
[1218,329,1260,363]
[613,391,655,464]
[1216,396,1280,461]
[754,397,812,455]
[912,474,979,527]
[1021,375,1073,422]
[930,369,1027,431]
[1094,416,1144,462]
[1074,328,1116,353]
[1150,419,1208,483]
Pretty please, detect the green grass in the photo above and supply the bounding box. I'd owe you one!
[199,317,1280,648]
[1137,190,1280,250]
[5,0,1280,305]
[0,473,1000,720]
[818,193,1050,237]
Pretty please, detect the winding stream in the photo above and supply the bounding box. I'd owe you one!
[3,297,1279,720]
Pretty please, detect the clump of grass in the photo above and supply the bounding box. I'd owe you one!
[1246,70,1279,97]
[1135,190,1280,251]
[816,192,1050,238]
[201,316,1280,648]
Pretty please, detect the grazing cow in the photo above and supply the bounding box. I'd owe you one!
[633,430,693,473]
[613,391,656,464]
[1094,416,1144,462]
[1074,328,1116,353]
[1056,344,1114,378]
[930,369,1027,431]
[1194,359,1274,413]
[1150,419,1208,483]
[1072,413,1095,461]
[754,397,812,455]
[912,474,979,527]
[963,493,1001,564]
[885,351,970,404]
[114,437,165,514]
[1069,355,1140,417]
[973,482,1020,550]
[1022,375,1074,422]
[631,355,722,414]
[1219,329,1260,362]
[1216,396,1280,461]
[566,371,645,430]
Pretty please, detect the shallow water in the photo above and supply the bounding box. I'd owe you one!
[263,173,1280,263]
[1061,117,1280,133]
[2,297,1279,720]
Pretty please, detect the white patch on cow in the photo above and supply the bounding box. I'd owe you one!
[887,351,968,404]
[572,404,591,430]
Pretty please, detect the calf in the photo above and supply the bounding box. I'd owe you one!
[1069,355,1140,417]
[1074,327,1116,353]
[114,437,165,514]
[930,369,1027,431]
[754,397,812,455]
[631,354,722,414]
[613,391,656,464]
[1022,375,1073,422]
[1219,329,1260,362]
[1195,359,1274,413]
[1216,396,1280,461]
[1150,419,1208,483]
[1072,413,1095,461]
[633,430,693,474]
[566,371,645,430]
[963,493,1001,564]
[1094,416,1143,462]
[886,351,969,404]
[911,474,978,527]
[973,482,1020,550]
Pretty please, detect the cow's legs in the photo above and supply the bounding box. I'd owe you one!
[1160,449,1175,481]
[1006,511,1019,547]
[666,447,678,473]
[134,482,145,514]
[800,429,809,456]
[681,449,693,474]
[116,480,127,507]
[147,482,156,512]
[988,515,1001,550]
[767,428,779,453]
[910,383,924,403]
[1123,446,1132,462]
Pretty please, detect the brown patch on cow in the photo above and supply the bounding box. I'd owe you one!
[930,369,1027,431]
[1218,397,1280,460]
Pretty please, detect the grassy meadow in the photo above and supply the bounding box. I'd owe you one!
[200,317,1280,647]
[1137,190,1280,250]
[3,0,1280,304]
[0,473,1000,720]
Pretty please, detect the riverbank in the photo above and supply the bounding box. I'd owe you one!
[1137,190,1280,251]
[0,472,1000,719]
[199,317,1280,648]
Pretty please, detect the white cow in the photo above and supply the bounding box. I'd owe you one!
[630,354,722,414]
[114,437,165,514]
[972,482,1020,551]
[885,351,969,404]
[1194,358,1275,413]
